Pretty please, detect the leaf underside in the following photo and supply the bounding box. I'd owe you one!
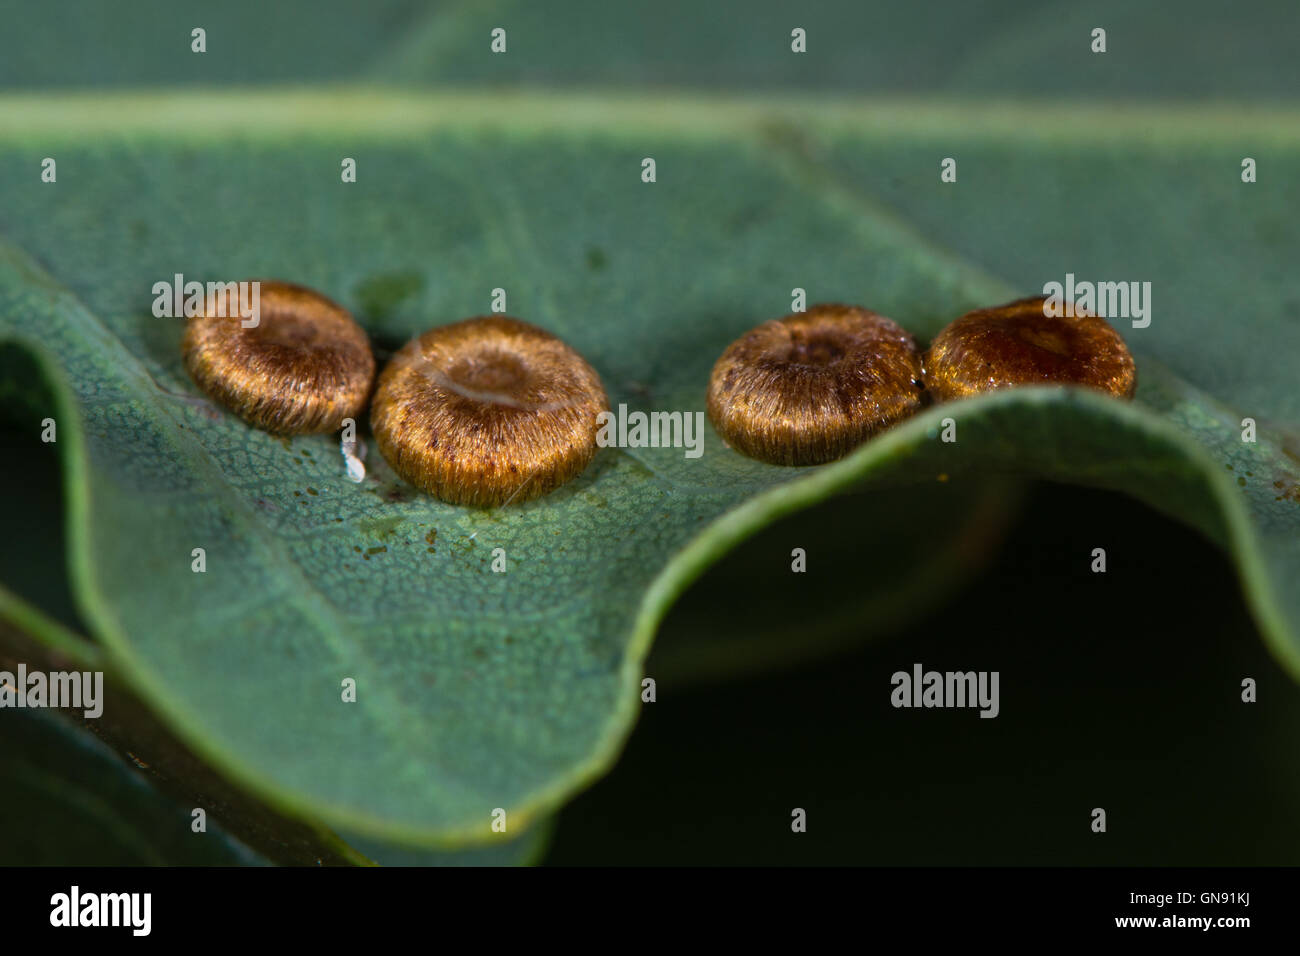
[0,88,1296,849]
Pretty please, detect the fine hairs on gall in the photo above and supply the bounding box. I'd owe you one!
[370,316,608,507]
[182,279,375,435]
[707,304,925,466]
[923,295,1137,402]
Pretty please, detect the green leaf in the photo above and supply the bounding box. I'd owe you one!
[0,90,1296,850]
[4,0,1295,104]
[343,820,553,867]
[368,0,1299,102]
[0,577,549,865]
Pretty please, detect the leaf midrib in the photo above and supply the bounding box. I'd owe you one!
[2,88,1299,144]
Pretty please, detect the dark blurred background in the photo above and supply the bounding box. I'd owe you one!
[558,479,1299,864]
